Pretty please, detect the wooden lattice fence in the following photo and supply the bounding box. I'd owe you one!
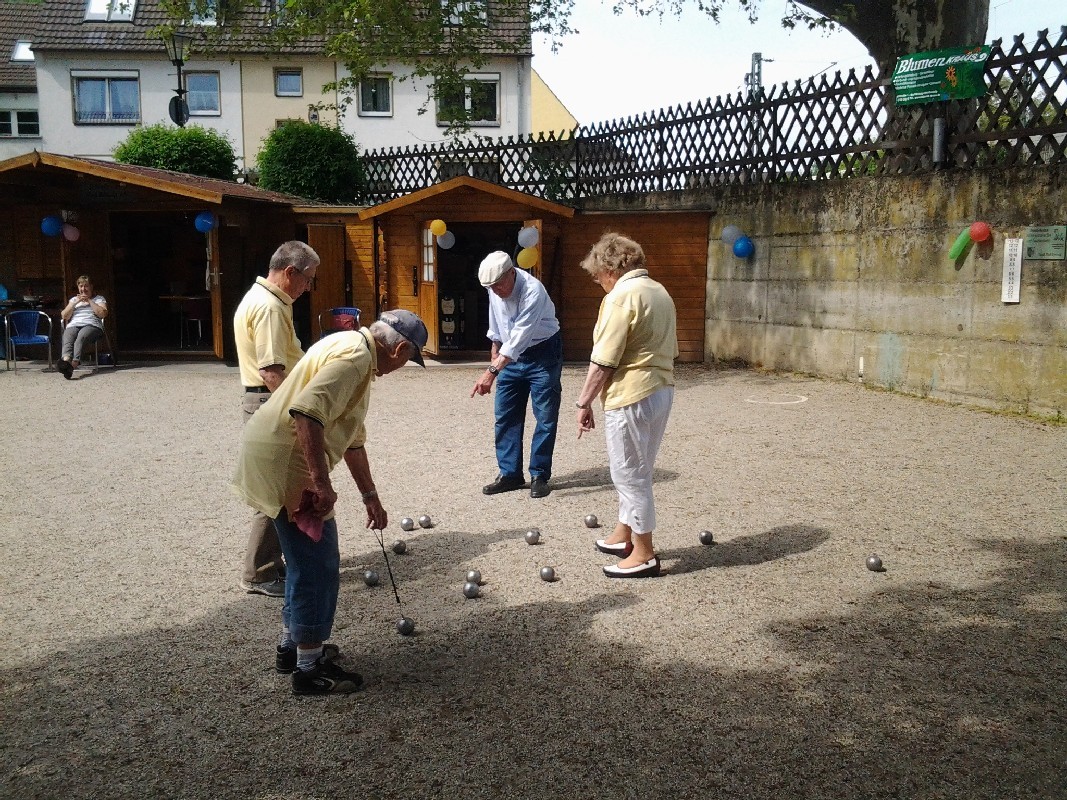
[360,27,1067,205]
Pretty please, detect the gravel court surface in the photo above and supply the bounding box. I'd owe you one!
[0,359,1064,799]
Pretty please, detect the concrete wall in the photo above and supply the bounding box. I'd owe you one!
[705,167,1067,418]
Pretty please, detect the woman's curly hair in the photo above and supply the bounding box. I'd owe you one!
[580,232,646,278]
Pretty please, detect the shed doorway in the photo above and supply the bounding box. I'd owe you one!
[432,221,522,359]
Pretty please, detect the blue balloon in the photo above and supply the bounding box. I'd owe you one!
[41,215,63,237]
[194,211,217,233]
[733,236,755,258]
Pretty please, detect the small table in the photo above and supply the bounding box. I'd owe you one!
[159,295,210,348]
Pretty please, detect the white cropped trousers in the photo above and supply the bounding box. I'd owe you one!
[604,386,674,535]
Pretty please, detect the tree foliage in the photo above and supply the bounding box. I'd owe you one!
[255,121,366,203]
[113,123,237,180]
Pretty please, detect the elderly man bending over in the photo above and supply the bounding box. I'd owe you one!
[231,310,428,695]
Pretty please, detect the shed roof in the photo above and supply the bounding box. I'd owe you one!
[0,151,313,205]
[358,176,575,220]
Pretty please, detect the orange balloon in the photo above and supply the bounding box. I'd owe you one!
[516,247,538,269]
[430,219,447,237]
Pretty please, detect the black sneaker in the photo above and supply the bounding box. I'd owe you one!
[276,642,341,674]
[292,657,363,695]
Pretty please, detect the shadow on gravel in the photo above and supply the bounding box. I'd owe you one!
[550,465,679,493]
[2,535,1063,799]
[664,524,832,575]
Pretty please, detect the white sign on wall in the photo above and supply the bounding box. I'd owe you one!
[1002,238,1023,304]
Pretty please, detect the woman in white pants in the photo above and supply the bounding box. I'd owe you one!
[575,233,678,578]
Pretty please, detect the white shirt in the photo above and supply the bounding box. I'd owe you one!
[485,269,559,360]
[68,295,106,330]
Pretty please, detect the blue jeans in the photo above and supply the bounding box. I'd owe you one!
[273,513,340,644]
[493,332,563,480]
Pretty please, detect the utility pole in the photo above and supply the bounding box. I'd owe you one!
[745,52,773,100]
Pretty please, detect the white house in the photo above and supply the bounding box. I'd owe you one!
[8,0,533,173]
[0,1,40,162]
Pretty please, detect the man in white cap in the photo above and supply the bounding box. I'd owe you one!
[470,251,562,498]
[232,309,428,695]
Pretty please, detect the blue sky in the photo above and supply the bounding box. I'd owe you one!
[532,0,1067,126]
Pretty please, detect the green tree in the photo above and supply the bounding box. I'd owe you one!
[113,123,237,180]
[255,121,366,203]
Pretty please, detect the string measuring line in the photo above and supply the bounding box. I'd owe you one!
[371,527,403,612]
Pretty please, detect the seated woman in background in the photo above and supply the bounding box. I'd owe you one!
[58,275,107,379]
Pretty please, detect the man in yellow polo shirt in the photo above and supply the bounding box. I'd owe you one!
[231,309,427,695]
[233,241,318,598]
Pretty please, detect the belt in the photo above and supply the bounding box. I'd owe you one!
[244,386,270,393]
[517,332,561,362]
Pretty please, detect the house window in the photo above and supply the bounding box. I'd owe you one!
[436,74,499,126]
[73,72,140,124]
[274,69,302,97]
[11,41,33,61]
[0,110,40,137]
[442,0,487,26]
[359,75,392,116]
[186,72,220,115]
[84,0,137,22]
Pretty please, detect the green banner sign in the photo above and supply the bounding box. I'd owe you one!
[892,45,992,106]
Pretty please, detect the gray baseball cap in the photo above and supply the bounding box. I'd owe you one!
[379,309,428,367]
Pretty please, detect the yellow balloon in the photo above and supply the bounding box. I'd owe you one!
[430,219,447,237]
[516,247,538,269]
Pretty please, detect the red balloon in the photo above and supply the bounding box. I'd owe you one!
[969,221,991,242]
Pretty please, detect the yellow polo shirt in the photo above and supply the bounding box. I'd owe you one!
[231,329,377,519]
[233,277,304,387]
[590,269,678,411]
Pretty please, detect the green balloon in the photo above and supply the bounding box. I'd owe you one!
[948,228,972,260]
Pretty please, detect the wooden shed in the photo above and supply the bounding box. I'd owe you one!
[298,176,710,362]
[0,152,306,361]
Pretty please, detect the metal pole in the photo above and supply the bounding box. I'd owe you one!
[175,60,187,127]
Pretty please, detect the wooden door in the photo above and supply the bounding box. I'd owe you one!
[307,224,346,335]
[418,223,439,355]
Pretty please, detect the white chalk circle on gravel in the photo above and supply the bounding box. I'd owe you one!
[743,394,809,405]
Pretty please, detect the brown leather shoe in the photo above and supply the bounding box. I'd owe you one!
[482,474,525,495]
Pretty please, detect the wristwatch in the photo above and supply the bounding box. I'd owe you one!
[575,401,591,409]
[487,365,499,375]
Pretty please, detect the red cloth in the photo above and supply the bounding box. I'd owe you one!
[293,489,324,542]
[333,314,357,331]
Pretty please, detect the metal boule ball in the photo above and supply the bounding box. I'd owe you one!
[866,554,883,572]
[466,569,482,585]
[392,539,407,555]
[400,517,415,532]
[363,569,380,586]
[524,529,541,545]
[396,617,416,636]
[463,581,480,599]
[699,530,715,546]
[584,514,599,528]
[540,566,555,582]
[418,514,432,528]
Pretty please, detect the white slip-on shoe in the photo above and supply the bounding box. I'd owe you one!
[603,557,660,579]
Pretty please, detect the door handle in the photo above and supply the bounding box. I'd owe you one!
[412,265,419,296]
